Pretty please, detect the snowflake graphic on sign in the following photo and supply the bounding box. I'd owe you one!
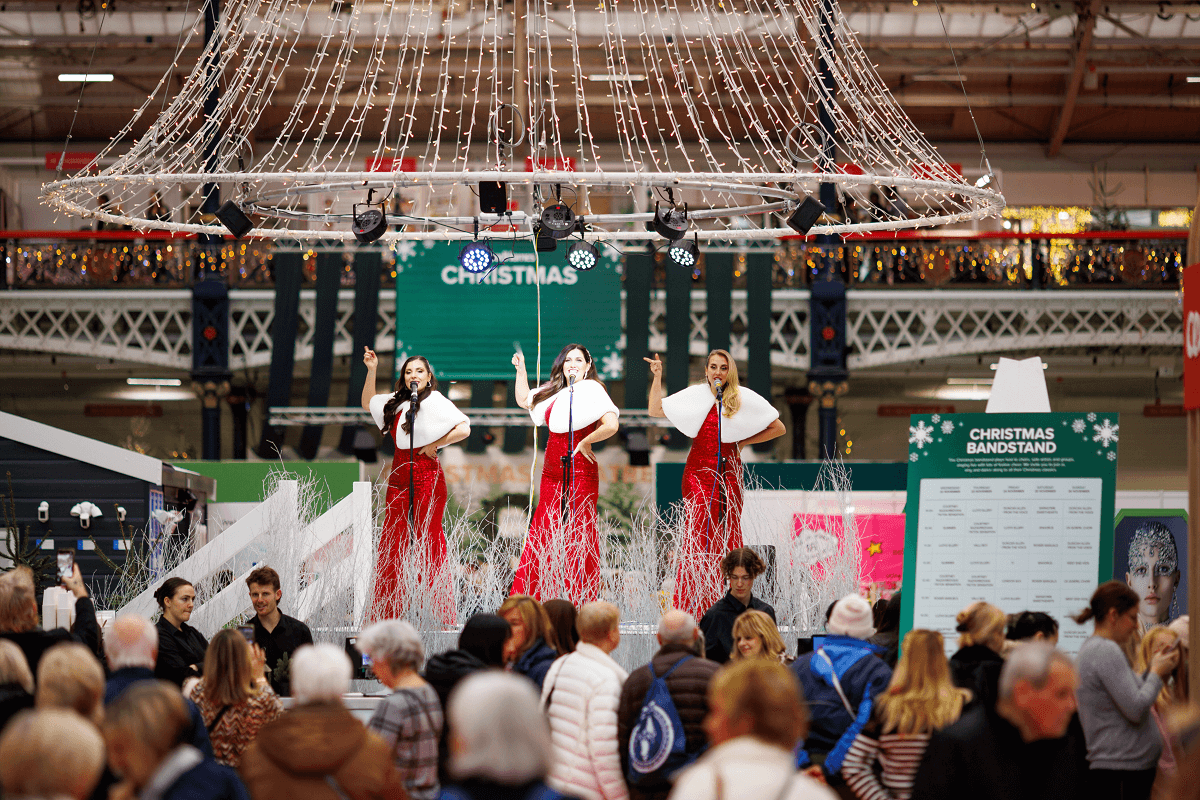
[910,452,919,462]
[1107,450,1117,461]
[393,240,417,263]
[1092,419,1119,447]
[1087,412,1097,422]
[1071,419,1086,434]
[940,420,955,435]
[909,420,935,449]
[601,350,623,379]
[931,414,941,424]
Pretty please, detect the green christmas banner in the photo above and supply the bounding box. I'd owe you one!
[900,412,1119,655]
[390,239,623,382]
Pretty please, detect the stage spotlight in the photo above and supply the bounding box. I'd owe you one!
[459,240,495,273]
[351,205,388,243]
[215,200,253,239]
[540,200,576,240]
[653,202,689,240]
[566,240,598,271]
[786,195,825,235]
[534,222,558,253]
[667,235,699,268]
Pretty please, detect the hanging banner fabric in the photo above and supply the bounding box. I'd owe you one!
[900,412,1119,655]
[390,240,623,382]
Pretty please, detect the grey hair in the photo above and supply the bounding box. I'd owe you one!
[104,614,158,671]
[0,640,33,693]
[291,644,352,705]
[658,610,698,645]
[447,672,551,784]
[1128,522,1178,573]
[998,643,1074,700]
[357,619,425,672]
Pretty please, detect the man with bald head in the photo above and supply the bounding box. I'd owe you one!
[102,613,212,756]
[542,601,630,800]
[617,610,720,800]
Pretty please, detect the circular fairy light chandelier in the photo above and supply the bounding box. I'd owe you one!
[42,0,1003,243]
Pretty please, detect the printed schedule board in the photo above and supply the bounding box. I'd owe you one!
[900,412,1119,655]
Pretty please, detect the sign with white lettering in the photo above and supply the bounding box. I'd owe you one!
[1184,263,1200,410]
[900,412,1119,655]
[391,240,622,381]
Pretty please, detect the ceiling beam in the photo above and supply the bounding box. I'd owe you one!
[1047,0,1100,156]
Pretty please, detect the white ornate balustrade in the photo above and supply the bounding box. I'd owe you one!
[0,288,1180,371]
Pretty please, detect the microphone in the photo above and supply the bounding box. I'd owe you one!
[568,373,576,392]
[714,377,723,398]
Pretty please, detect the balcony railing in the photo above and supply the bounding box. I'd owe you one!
[1,229,1187,290]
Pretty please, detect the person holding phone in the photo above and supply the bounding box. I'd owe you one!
[362,347,470,623]
[646,350,785,617]
[510,344,619,602]
[0,562,100,675]
[245,566,312,697]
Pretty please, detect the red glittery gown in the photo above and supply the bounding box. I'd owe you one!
[673,406,745,617]
[660,384,780,618]
[368,391,467,625]
[512,409,602,602]
[513,380,618,603]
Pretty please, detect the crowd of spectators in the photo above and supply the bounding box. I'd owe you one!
[1,556,1198,800]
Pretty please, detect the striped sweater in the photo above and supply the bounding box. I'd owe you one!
[840,729,931,800]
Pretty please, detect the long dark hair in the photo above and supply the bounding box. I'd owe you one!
[382,355,437,436]
[1073,580,1139,625]
[458,613,511,667]
[529,343,599,408]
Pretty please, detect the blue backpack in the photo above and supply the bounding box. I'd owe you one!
[626,656,698,785]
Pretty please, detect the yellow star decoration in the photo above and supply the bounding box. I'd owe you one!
[867,541,883,556]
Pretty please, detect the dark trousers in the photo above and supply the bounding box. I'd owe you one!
[1087,767,1157,800]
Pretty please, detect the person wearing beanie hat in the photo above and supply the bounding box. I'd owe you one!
[791,594,892,793]
[826,596,876,640]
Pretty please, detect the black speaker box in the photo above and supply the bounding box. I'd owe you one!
[479,181,508,214]
[215,200,253,239]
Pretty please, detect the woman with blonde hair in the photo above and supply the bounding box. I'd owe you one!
[189,629,283,767]
[730,610,790,664]
[842,629,971,800]
[949,601,1007,711]
[646,349,785,617]
[1135,626,1188,794]
[668,659,834,800]
[497,595,559,689]
[35,643,105,725]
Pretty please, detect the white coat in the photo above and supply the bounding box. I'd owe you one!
[540,642,631,800]
[668,736,838,800]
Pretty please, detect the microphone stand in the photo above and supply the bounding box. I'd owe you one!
[704,380,724,553]
[560,375,576,531]
[407,382,419,539]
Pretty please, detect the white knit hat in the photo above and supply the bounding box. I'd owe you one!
[827,595,876,639]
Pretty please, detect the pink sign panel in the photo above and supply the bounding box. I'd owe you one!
[793,513,906,589]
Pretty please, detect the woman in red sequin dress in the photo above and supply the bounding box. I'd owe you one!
[647,349,785,618]
[363,348,470,623]
[511,344,619,602]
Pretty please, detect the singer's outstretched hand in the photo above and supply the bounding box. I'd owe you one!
[419,443,438,458]
[644,353,663,377]
[572,440,596,464]
[363,346,378,369]
[511,352,525,370]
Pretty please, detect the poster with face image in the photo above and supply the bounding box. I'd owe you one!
[1113,511,1188,631]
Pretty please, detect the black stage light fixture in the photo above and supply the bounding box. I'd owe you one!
[534,222,558,253]
[653,201,689,240]
[566,240,599,271]
[351,204,388,244]
[459,240,495,273]
[786,195,825,235]
[667,235,699,268]
[479,181,508,214]
[215,200,253,239]
[540,200,576,240]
